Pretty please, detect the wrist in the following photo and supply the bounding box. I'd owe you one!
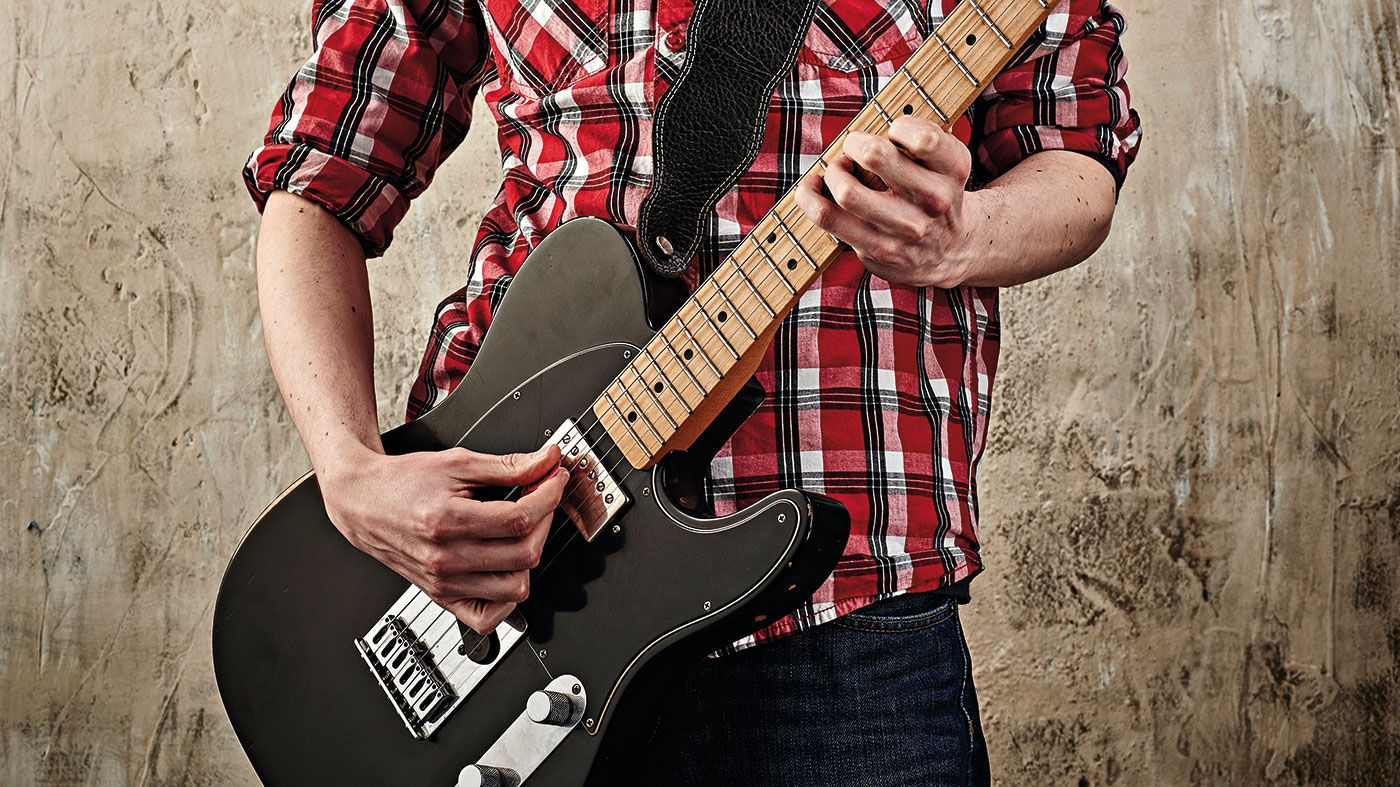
[946,189,1000,287]
[312,436,385,491]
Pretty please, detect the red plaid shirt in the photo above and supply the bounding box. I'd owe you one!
[245,0,1140,649]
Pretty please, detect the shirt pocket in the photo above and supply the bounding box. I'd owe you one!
[482,0,611,98]
[798,0,928,74]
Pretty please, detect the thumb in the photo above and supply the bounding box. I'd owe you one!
[450,444,561,487]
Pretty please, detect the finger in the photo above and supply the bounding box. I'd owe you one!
[844,131,945,206]
[888,117,971,183]
[824,154,932,241]
[447,444,562,488]
[432,568,530,604]
[446,465,563,540]
[795,171,904,260]
[515,466,567,525]
[457,517,552,572]
[450,495,539,539]
[442,598,516,636]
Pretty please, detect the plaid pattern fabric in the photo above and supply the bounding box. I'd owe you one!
[245,0,1141,650]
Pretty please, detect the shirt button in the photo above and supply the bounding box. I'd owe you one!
[665,29,686,52]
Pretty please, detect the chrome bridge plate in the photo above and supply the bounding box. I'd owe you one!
[551,418,629,541]
[355,587,527,740]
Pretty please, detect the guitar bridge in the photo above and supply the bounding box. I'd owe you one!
[354,590,527,740]
[551,418,629,541]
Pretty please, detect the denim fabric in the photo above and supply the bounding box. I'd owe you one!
[643,592,991,786]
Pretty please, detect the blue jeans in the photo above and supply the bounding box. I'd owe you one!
[643,592,991,786]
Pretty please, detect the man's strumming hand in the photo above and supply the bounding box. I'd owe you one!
[795,116,977,289]
[318,444,567,636]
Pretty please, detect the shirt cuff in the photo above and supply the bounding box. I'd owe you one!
[243,142,409,258]
[976,121,1140,196]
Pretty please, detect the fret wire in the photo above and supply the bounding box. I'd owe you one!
[639,345,694,403]
[693,297,741,360]
[932,32,979,87]
[752,242,798,293]
[967,0,1012,48]
[711,277,758,340]
[655,336,706,400]
[901,67,949,123]
[639,345,700,409]
[672,313,722,378]
[732,261,777,318]
[599,400,646,456]
[772,215,821,270]
[627,366,679,429]
[871,97,894,124]
[613,383,666,445]
[602,388,658,451]
[612,382,667,443]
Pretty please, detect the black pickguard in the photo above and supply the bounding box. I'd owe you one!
[212,219,849,785]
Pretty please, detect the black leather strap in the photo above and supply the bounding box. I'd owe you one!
[637,0,821,277]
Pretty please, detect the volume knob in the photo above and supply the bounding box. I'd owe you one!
[457,764,520,787]
[526,689,582,726]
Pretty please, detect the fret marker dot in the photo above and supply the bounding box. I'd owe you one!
[766,232,777,244]
[683,348,694,360]
[653,381,664,393]
[787,259,798,270]
[627,411,637,423]
[966,33,976,46]
[903,104,914,115]
[718,311,728,322]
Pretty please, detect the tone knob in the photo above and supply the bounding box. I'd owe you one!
[457,764,520,787]
[526,689,581,726]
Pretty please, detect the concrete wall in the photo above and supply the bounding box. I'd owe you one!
[2,1,1396,783]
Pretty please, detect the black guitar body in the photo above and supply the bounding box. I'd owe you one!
[213,219,850,785]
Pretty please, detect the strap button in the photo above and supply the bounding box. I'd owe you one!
[665,28,686,52]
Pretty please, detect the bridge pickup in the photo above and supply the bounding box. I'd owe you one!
[355,590,527,740]
[551,418,629,541]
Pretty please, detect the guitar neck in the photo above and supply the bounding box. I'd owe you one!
[594,0,1059,469]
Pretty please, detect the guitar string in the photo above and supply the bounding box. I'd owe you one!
[408,0,1032,688]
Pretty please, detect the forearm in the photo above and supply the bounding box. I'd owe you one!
[957,151,1117,288]
[256,190,382,477]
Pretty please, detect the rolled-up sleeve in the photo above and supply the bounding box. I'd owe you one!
[243,0,488,256]
[971,0,1141,191]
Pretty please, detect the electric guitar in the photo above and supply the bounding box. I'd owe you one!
[213,1,1057,784]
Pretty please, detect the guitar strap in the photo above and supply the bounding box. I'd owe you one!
[636,0,822,277]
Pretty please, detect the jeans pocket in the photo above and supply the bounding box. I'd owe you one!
[833,592,958,633]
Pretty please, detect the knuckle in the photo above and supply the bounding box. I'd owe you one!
[422,516,452,545]
[871,139,898,167]
[422,574,448,598]
[829,178,854,206]
[915,128,939,155]
[897,216,926,241]
[507,508,533,537]
[520,540,544,569]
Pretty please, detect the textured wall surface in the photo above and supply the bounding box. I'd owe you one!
[2,1,1396,784]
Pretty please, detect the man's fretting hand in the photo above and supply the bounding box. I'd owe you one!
[795,116,978,289]
[319,444,567,635]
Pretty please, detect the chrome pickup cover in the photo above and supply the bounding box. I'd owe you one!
[552,418,629,541]
[355,588,527,740]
